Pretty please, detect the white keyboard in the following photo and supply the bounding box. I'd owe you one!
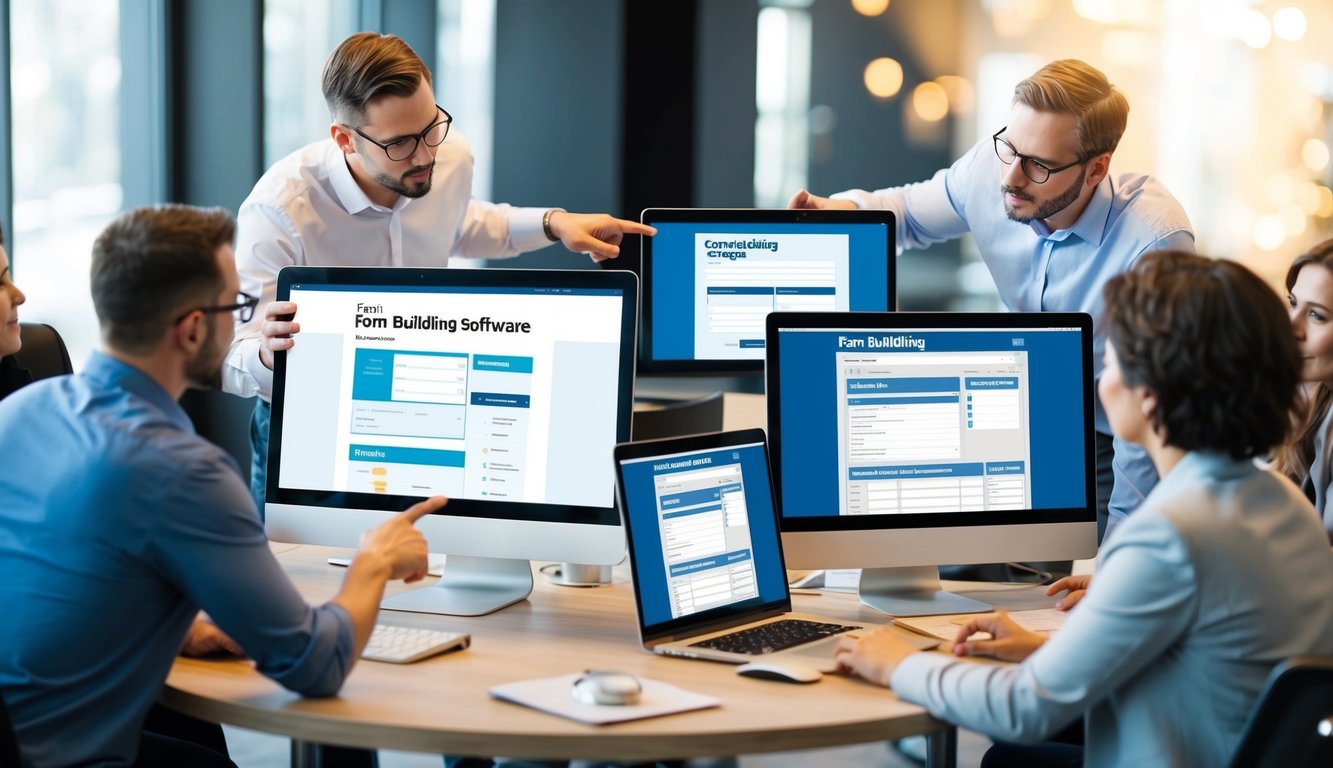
[361,625,471,664]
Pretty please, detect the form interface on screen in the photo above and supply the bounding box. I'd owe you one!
[835,343,1032,516]
[693,232,851,360]
[277,284,624,509]
[651,451,758,619]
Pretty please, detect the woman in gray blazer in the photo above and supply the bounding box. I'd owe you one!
[1275,237,1333,542]
[835,250,1333,768]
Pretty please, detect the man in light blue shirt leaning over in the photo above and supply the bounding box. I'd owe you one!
[791,59,1194,539]
[0,205,443,768]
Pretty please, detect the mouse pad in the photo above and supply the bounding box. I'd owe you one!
[490,672,722,725]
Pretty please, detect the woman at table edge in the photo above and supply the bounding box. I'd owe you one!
[834,249,1333,768]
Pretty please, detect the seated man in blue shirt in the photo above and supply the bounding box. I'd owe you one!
[0,204,444,768]
[791,59,1195,540]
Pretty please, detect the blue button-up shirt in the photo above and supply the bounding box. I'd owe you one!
[835,139,1194,522]
[0,352,354,767]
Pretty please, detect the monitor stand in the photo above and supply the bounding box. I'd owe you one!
[540,562,612,587]
[858,566,993,617]
[381,555,533,616]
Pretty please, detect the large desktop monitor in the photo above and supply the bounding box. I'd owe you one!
[766,311,1097,616]
[639,208,895,376]
[265,266,638,616]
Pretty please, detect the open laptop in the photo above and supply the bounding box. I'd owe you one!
[613,429,937,671]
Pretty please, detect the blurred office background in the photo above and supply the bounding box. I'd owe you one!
[3,0,1332,371]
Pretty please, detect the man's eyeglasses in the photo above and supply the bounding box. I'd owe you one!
[176,291,260,324]
[350,105,452,162]
[992,127,1085,184]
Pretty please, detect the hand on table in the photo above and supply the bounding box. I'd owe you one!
[950,611,1045,662]
[833,626,920,687]
[1047,574,1092,612]
[181,616,244,657]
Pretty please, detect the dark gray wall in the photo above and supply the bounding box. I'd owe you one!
[807,0,953,195]
[694,0,757,208]
[171,0,267,481]
[170,0,264,210]
[369,0,436,70]
[807,0,962,309]
[490,0,624,270]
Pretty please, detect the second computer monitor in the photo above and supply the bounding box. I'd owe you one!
[766,311,1097,616]
[640,208,896,374]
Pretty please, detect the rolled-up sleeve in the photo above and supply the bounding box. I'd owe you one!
[889,514,1197,742]
[149,441,356,697]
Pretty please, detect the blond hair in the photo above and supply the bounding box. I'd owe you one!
[1013,60,1128,159]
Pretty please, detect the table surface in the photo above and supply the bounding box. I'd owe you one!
[163,545,1054,760]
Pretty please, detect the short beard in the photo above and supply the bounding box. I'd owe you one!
[185,315,225,390]
[1003,164,1086,224]
[375,163,435,199]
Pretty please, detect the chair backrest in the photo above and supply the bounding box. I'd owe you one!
[1228,655,1333,768]
[13,322,73,380]
[631,391,725,442]
[0,689,20,766]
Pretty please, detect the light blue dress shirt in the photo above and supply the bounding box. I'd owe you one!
[834,139,1195,524]
[890,453,1333,767]
[0,352,355,767]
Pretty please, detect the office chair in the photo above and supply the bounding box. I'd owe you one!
[14,322,73,380]
[631,391,725,441]
[1,690,20,767]
[1227,655,1333,768]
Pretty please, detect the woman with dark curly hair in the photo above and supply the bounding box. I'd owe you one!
[834,251,1333,768]
[1275,237,1333,541]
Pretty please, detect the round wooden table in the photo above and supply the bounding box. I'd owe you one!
[160,545,1049,766]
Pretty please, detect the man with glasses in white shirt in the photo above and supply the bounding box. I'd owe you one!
[225,32,654,512]
[790,59,1194,543]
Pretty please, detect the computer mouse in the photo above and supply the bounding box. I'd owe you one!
[735,660,823,684]
[571,670,643,706]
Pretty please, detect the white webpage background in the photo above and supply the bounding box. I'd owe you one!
[692,232,849,360]
[285,288,622,504]
[653,463,757,619]
[835,350,1031,515]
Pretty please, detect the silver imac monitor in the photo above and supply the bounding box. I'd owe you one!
[265,266,637,616]
[765,311,1097,616]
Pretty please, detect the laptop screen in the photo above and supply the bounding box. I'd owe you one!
[615,431,791,633]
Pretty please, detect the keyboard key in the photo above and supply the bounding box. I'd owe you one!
[361,624,471,664]
[689,619,860,655]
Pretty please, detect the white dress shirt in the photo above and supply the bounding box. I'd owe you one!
[223,132,553,400]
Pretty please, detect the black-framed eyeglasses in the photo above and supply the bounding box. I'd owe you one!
[992,127,1085,184]
[350,105,452,162]
[176,291,260,324]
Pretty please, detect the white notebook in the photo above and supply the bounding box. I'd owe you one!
[490,672,722,725]
[893,608,1068,642]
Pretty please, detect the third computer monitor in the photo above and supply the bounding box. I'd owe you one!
[640,208,896,375]
[766,311,1097,616]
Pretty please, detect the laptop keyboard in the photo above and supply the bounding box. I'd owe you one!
[689,619,860,655]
